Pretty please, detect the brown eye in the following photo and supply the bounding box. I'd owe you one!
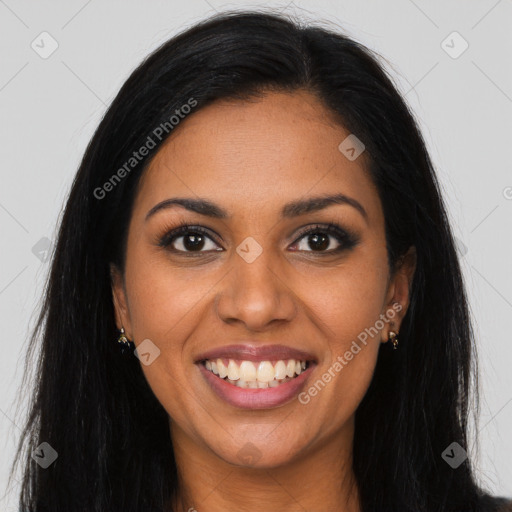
[290,223,359,254]
[159,226,223,253]
[301,232,331,251]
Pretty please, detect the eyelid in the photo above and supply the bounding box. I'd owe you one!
[290,222,359,251]
[157,224,222,249]
[293,222,348,240]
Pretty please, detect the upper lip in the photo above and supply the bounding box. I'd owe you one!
[195,344,316,363]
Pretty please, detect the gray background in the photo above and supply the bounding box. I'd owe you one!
[1,0,511,507]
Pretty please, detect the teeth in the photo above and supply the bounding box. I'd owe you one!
[239,360,257,381]
[204,358,310,387]
[229,376,296,389]
[217,359,228,378]
[257,361,275,382]
[274,360,287,380]
[227,360,239,380]
[286,359,295,378]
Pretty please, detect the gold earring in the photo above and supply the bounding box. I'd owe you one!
[388,330,399,350]
[117,327,134,353]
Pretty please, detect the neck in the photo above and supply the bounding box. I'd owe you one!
[169,418,361,512]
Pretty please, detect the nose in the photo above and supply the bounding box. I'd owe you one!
[214,249,297,331]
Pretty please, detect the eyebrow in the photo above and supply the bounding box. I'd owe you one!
[145,193,368,224]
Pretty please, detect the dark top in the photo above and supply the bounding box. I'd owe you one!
[482,495,512,511]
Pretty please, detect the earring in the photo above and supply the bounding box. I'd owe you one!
[388,330,399,350]
[117,327,134,354]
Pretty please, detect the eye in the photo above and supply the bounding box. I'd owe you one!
[157,222,359,256]
[290,223,359,254]
[158,225,223,253]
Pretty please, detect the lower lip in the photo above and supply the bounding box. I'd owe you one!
[197,362,315,409]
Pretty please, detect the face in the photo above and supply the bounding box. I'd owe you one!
[112,90,415,469]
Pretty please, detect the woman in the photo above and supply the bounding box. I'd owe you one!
[9,10,511,512]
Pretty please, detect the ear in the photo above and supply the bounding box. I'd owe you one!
[110,263,133,339]
[381,246,416,343]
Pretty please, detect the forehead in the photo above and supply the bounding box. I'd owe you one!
[134,90,381,223]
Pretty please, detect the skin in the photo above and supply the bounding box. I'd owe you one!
[111,90,416,512]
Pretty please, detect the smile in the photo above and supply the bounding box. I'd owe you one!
[203,358,309,389]
[197,360,315,409]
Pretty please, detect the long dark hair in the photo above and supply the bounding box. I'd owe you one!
[10,10,499,512]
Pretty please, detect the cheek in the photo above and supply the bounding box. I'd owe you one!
[122,254,211,417]
[302,260,389,346]
[124,251,212,340]
[294,256,388,414]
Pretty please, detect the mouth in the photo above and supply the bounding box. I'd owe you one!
[194,344,317,409]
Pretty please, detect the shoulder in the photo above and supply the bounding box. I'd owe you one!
[495,498,512,512]
[479,495,512,512]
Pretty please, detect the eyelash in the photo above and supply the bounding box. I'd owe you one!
[293,223,359,253]
[157,220,359,256]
